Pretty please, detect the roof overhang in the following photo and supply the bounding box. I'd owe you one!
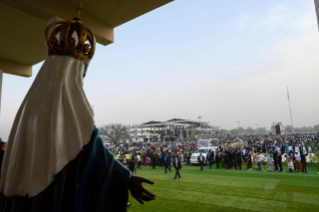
[0,0,173,77]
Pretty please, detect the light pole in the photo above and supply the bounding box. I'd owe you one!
[198,116,202,139]
[237,120,240,135]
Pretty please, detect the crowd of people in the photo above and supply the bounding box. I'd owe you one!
[108,132,319,177]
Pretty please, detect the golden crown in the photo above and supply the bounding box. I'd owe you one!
[45,3,95,70]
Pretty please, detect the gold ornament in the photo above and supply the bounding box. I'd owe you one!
[44,3,95,67]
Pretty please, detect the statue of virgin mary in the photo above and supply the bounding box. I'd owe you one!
[0,7,155,212]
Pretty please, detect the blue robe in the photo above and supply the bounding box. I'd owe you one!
[0,127,130,212]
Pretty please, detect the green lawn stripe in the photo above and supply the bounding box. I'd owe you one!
[148,179,287,200]
[181,164,319,175]
[129,196,253,212]
[292,192,319,205]
[140,174,278,190]
[146,187,288,212]
[166,172,281,183]
[128,165,319,212]
[147,179,319,205]
[278,179,319,187]
[138,167,319,188]
[285,202,319,211]
[140,166,319,181]
[275,184,319,195]
[139,170,281,183]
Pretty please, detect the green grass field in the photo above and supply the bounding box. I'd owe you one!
[129,164,319,212]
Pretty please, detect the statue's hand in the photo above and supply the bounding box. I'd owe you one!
[129,176,156,204]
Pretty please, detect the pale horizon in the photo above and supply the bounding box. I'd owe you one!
[1,0,319,140]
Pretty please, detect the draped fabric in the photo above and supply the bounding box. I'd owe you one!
[0,56,95,197]
[0,128,130,212]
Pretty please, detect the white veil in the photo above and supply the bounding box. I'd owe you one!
[0,56,95,197]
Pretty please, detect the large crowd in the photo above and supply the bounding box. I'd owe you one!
[108,133,319,176]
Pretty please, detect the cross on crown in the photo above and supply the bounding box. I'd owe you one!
[76,3,84,18]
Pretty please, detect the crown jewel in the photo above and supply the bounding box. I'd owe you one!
[45,3,96,70]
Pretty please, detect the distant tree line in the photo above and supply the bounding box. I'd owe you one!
[217,124,319,136]
[99,124,131,144]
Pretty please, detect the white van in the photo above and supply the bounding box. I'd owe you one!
[190,139,217,165]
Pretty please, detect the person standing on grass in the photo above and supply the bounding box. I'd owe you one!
[211,149,215,167]
[215,149,220,169]
[231,149,237,170]
[265,150,273,172]
[300,148,308,173]
[220,151,225,168]
[207,150,213,169]
[136,153,142,170]
[252,151,257,169]
[227,150,233,169]
[293,151,297,172]
[256,152,262,171]
[294,151,301,173]
[186,151,191,165]
[245,151,252,171]
[180,150,184,163]
[235,149,242,170]
[142,151,147,166]
[173,156,182,180]
[273,150,278,171]
[285,150,294,172]
[129,152,137,174]
[223,151,229,169]
[242,147,246,163]
[198,153,205,171]
[164,152,171,174]
[152,151,157,169]
[119,152,124,164]
[277,151,284,172]
[168,152,173,169]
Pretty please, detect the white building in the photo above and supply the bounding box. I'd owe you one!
[130,118,219,142]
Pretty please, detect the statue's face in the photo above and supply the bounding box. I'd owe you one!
[83,44,91,53]
[68,38,76,47]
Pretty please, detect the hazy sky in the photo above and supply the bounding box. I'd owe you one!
[1,0,319,140]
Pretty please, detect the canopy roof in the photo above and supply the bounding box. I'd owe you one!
[138,118,218,129]
[166,118,202,125]
[138,121,190,128]
[0,0,173,77]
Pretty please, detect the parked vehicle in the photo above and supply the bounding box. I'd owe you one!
[190,139,217,165]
